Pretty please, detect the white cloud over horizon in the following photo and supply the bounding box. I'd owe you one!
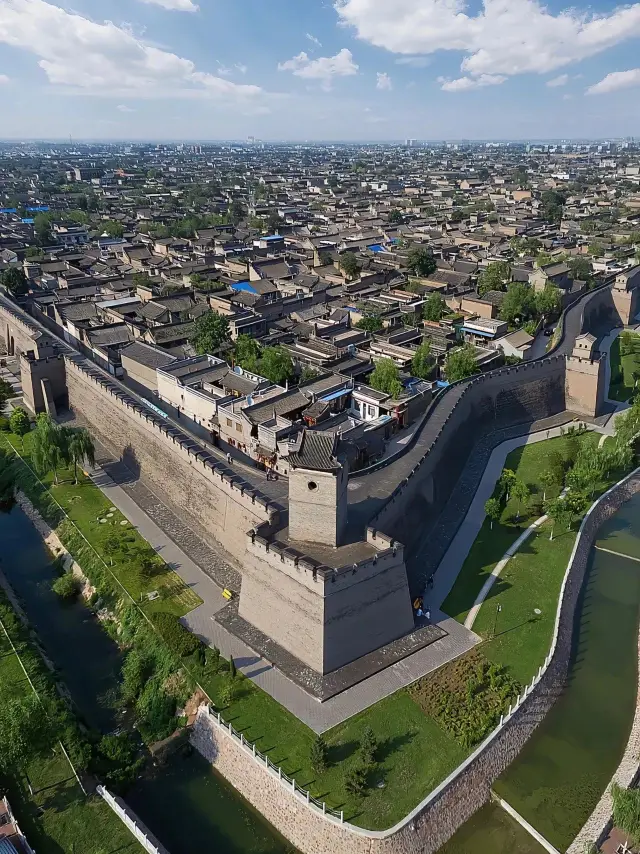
[547,74,569,87]
[0,0,263,101]
[278,48,358,90]
[376,71,392,90]
[335,0,640,88]
[587,68,640,94]
[438,73,506,91]
[137,0,199,11]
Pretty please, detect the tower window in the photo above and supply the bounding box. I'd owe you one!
[308,481,318,491]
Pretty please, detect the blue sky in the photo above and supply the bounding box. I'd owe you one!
[0,0,639,140]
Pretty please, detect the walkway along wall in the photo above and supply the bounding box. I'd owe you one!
[191,469,640,854]
[64,355,278,566]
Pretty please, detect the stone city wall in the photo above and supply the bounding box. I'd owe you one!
[191,469,640,854]
[64,355,277,567]
[369,355,566,558]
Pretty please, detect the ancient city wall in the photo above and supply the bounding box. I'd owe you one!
[64,355,278,567]
[192,468,640,854]
[369,355,566,556]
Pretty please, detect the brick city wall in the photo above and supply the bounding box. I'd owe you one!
[64,356,277,566]
[191,469,640,854]
[370,356,566,558]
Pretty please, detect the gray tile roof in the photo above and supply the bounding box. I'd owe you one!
[288,430,341,472]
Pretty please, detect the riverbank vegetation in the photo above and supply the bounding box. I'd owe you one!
[0,586,143,854]
[609,331,640,402]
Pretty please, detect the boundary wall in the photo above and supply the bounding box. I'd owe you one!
[191,469,640,854]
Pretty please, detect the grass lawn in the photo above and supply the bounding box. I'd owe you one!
[443,432,598,626]
[0,430,201,618]
[194,655,465,830]
[0,591,142,854]
[609,332,640,402]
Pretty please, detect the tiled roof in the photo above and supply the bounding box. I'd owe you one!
[288,430,341,472]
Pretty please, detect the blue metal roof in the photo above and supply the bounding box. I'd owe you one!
[320,388,351,402]
[262,234,283,241]
[230,280,257,294]
[21,218,34,224]
[461,326,494,338]
[368,244,384,253]
[0,208,17,214]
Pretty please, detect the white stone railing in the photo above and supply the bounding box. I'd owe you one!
[96,786,169,854]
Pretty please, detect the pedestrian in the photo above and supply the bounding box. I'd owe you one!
[226,452,232,466]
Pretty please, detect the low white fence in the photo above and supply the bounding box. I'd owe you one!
[205,708,344,824]
[96,785,169,854]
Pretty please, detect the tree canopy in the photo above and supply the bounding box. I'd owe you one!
[423,292,446,322]
[444,344,478,382]
[189,310,230,355]
[369,358,403,399]
[500,282,538,326]
[356,314,384,333]
[340,252,361,279]
[406,246,437,278]
[478,262,511,297]
[258,346,294,386]
[411,341,434,379]
[1,267,28,297]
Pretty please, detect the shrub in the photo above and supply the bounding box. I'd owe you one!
[310,735,328,775]
[218,680,237,707]
[151,612,199,658]
[52,572,80,600]
[135,678,176,743]
[0,416,10,432]
[344,764,369,796]
[9,407,31,436]
[359,726,379,765]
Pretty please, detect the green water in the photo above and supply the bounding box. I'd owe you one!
[128,751,295,854]
[441,498,640,854]
[0,505,293,853]
[440,803,546,854]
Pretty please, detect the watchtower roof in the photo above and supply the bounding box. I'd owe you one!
[288,430,342,472]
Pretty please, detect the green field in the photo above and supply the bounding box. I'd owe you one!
[609,332,640,402]
[1,430,201,617]
[0,591,141,854]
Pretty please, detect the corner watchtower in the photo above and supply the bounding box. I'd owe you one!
[565,332,606,418]
[287,430,348,547]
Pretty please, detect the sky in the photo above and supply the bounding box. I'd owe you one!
[0,0,639,141]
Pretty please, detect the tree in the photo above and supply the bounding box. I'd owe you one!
[359,726,379,765]
[103,533,122,566]
[388,209,404,224]
[229,656,237,680]
[0,694,55,772]
[406,247,437,278]
[444,345,478,382]
[340,252,360,280]
[1,267,28,297]
[540,469,561,502]
[544,496,572,541]
[266,211,283,233]
[369,358,403,399]
[511,478,530,520]
[500,282,538,326]
[229,199,246,225]
[189,310,230,356]
[219,681,236,707]
[31,413,70,484]
[535,284,561,318]
[0,447,16,511]
[132,272,154,289]
[9,407,30,436]
[478,262,511,297]
[67,427,95,484]
[411,341,434,379]
[0,379,14,407]
[540,189,566,225]
[344,764,368,796]
[103,220,124,238]
[234,334,260,373]
[52,572,80,600]
[300,365,320,383]
[356,314,383,333]
[484,497,502,530]
[258,346,294,385]
[567,256,593,284]
[310,735,328,775]
[423,292,446,322]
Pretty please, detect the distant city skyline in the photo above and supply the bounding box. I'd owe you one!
[1,0,640,140]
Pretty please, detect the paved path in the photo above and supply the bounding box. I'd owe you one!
[429,423,610,621]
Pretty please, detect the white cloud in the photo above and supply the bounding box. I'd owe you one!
[587,68,640,94]
[138,0,199,10]
[335,0,640,85]
[117,104,136,112]
[547,73,569,87]
[235,63,247,74]
[278,48,358,90]
[376,71,392,90]
[395,55,431,68]
[438,73,506,91]
[306,32,322,48]
[0,0,263,102]
[0,74,9,83]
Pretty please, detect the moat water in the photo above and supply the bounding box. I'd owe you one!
[441,493,640,854]
[0,505,292,854]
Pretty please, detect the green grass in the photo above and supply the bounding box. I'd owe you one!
[198,658,466,830]
[0,590,142,854]
[609,332,640,402]
[443,433,598,626]
[0,430,201,618]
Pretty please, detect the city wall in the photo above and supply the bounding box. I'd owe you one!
[192,469,640,854]
[64,355,278,566]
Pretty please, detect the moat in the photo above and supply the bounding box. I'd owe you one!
[0,504,293,854]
